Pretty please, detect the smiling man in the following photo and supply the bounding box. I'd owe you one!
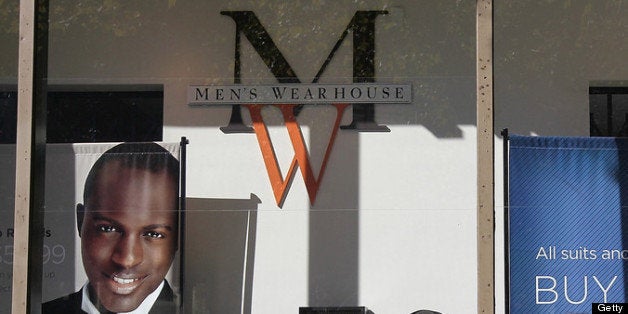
[43,142,180,314]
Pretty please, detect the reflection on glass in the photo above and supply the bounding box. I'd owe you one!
[0,0,18,313]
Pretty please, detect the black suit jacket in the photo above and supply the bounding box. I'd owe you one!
[42,280,177,314]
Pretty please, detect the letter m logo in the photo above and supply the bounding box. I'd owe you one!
[222,10,388,207]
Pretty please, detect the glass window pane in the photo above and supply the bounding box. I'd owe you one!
[43,1,477,313]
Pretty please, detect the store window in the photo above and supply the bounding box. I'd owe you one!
[0,89,163,144]
[0,91,16,143]
[590,87,628,137]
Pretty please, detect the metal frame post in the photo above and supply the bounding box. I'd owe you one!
[477,0,495,313]
[12,0,48,313]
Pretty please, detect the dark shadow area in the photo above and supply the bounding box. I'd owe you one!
[0,86,164,144]
[0,90,17,143]
[184,195,260,314]
[0,145,79,304]
[374,77,476,138]
[306,115,360,308]
[47,90,163,143]
[308,209,360,307]
[590,87,628,137]
[0,145,16,314]
[41,144,77,302]
[0,144,79,305]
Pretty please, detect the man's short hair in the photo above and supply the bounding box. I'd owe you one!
[83,142,180,205]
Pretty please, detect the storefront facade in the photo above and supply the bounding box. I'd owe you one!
[0,1,626,313]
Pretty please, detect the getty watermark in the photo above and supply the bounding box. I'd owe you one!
[593,303,627,313]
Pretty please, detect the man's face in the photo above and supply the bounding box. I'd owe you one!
[78,161,177,313]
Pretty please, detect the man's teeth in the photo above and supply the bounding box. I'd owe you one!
[113,276,138,284]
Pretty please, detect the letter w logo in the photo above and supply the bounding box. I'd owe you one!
[222,10,387,206]
[248,104,349,207]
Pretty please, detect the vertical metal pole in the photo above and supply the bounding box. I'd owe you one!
[501,129,510,314]
[179,137,189,314]
[12,0,48,313]
[11,1,35,310]
[477,0,494,313]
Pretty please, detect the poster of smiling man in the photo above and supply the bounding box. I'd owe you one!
[43,142,182,314]
[0,142,182,314]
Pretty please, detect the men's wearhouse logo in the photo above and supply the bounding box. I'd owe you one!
[188,10,411,207]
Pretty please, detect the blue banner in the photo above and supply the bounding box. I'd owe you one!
[509,135,628,313]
